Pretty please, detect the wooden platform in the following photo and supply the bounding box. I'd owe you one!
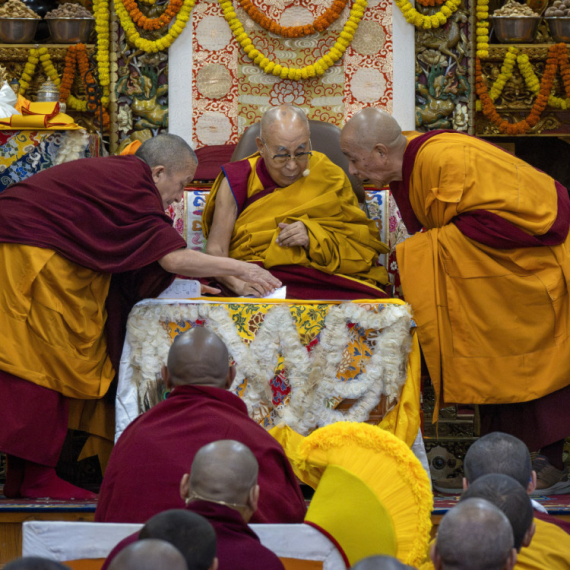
[1,490,570,568]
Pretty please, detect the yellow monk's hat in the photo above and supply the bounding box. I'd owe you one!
[286,422,433,568]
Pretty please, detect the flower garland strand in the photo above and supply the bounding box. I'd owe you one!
[488,46,518,101]
[94,0,110,107]
[476,44,562,135]
[19,47,61,95]
[121,0,184,31]
[238,0,348,38]
[220,0,367,79]
[395,0,461,30]
[115,0,194,52]
[476,0,489,58]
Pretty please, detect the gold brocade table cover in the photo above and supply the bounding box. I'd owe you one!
[117,298,421,446]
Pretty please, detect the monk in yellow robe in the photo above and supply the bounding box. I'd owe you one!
[0,134,279,501]
[202,104,389,299]
[340,108,570,485]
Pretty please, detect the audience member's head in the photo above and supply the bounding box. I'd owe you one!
[138,509,217,570]
[4,559,70,570]
[108,540,188,570]
[181,440,260,523]
[163,328,235,389]
[431,498,517,570]
[461,474,535,552]
[463,432,534,492]
[350,555,413,569]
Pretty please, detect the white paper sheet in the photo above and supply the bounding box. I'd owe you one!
[157,278,201,299]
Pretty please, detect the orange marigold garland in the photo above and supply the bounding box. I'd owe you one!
[415,0,446,7]
[476,43,565,135]
[239,0,349,38]
[121,0,183,31]
[60,44,110,131]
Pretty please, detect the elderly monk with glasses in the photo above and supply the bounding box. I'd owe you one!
[202,104,389,299]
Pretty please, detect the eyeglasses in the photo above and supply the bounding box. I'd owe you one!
[262,140,313,167]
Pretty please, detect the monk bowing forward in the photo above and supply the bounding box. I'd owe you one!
[340,109,570,490]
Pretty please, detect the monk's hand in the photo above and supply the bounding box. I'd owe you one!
[276,222,310,250]
[235,262,281,296]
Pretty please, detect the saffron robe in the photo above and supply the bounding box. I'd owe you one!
[0,156,186,465]
[393,132,570,423]
[202,152,389,299]
[101,502,285,570]
[95,385,307,524]
[515,518,570,569]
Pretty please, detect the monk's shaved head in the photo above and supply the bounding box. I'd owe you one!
[260,104,309,141]
[167,328,230,387]
[342,108,406,152]
[340,108,406,189]
[108,539,187,570]
[136,133,197,172]
[434,499,515,570]
[256,104,312,189]
[464,432,532,489]
[138,510,217,570]
[190,440,259,505]
[350,555,413,569]
[461,474,533,551]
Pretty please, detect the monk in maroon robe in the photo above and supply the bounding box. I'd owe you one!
[95,328,306,524]
[102,440,286,570]
[0,134,280,500]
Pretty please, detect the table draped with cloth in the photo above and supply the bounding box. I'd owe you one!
[391,129,570,452]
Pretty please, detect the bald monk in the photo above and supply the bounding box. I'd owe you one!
[0,134,280,501]
[95,328,306,523]
[340,109,570,485]
[350,556,413,569]
[108,540,190,570]
[461,474,535,554]
[203,104,389,299]
[102,510,217,570]
[462,433,570,569]
[179,440,285,570]
[431,499,517,570]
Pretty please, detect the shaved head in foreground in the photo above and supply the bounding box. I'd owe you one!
[138,510,217,570]
[164,328,234,389]
[432,498,517,570]
[181,440,260,523]
[108,539,188,570]
[340,108,407,189]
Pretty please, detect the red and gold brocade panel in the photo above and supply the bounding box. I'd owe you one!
[191,0,393,147]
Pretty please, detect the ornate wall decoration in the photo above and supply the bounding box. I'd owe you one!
[414,1,473,132]
[191,0,393,145]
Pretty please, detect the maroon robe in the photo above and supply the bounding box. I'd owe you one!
[0,156,186,466]
[95,385,307,524]
[101,501,285,570]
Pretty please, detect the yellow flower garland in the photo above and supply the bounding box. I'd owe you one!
[476,0,489,57]
[19,47,61,95]
[94,0,110,106]
[219,0,367,79]
[476,48,570,111]
[518,53,570,109]
[395,0,461,30]
[115,0,194,53]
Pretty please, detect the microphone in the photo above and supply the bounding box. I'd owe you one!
[302,169,310,177]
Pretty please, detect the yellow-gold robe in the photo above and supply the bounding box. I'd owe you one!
[395,132,570,413]
[515,518,570,569]
[203,151,389,291]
